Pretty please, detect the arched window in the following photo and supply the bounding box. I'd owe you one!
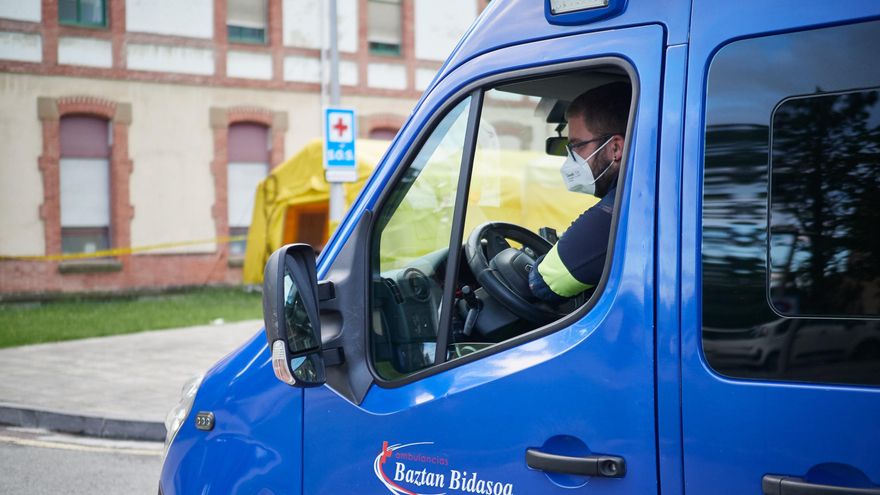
[368,126,399,140]
[227,122,270,256]
[59,115,111,254]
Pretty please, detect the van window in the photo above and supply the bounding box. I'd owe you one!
[769,89,880,317]
[371,69,633,380]
[702,20,880,386]
[370,97,471,378]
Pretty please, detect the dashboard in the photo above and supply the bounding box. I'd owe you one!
[371,245,532,376]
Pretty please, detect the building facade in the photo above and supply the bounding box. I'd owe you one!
[0,0,484,296]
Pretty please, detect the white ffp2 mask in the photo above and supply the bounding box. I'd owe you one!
[559,136,614,195]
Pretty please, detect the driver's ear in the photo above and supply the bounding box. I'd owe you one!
[612,134,625,161]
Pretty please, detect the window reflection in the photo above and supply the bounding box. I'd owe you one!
[770,90,880,317]
[704,319,880,382]
[702,20,880,386]
[370,98,472,379]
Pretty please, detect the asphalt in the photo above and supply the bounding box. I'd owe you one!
[0,320,262,442]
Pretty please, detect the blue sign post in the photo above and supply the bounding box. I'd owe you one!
[324,107,357,183]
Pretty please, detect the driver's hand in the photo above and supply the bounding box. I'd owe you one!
[528,254,569,305]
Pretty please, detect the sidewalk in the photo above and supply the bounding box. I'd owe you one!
[0,320,262,442]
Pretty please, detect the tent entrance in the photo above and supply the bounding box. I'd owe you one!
[283,202,329,251]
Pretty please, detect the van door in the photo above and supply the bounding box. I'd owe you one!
[303,25,664,495]
[682,2,880,494]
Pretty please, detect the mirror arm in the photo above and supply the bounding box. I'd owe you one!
[555,122,566,136]
[322,346,345,367]
[318,280,336,302]
[316,280,342,367]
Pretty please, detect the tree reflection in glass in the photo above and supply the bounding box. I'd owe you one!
[770,89,880,317]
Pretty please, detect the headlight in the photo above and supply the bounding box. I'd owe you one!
[163,373,204,459]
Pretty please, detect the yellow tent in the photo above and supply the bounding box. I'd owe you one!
[374,147,598,271]
[242,139,390,284]
[243,139,598,284]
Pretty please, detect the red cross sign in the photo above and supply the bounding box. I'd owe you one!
[332,117,349,138]
[324,108,357,181]
[326,110,354,143]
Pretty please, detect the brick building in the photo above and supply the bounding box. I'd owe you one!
[0,0,485,297]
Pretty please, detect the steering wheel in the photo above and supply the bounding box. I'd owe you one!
[465,222,566,324]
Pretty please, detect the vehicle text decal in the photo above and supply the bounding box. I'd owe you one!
[374,441,514,495]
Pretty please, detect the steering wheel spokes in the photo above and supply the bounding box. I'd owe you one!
[482,230,512,259]
[465,222,565,325]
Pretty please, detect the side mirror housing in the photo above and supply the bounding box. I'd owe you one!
[262,244,325,387]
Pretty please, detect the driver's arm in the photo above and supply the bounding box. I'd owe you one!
[528,193,614,303]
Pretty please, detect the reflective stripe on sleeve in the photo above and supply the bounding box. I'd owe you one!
[536,245,594,298]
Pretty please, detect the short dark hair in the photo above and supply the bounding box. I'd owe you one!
[565,81,632,136]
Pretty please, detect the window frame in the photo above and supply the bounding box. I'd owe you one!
[365,57,640,387]
[58,0,108,29]
[36,97,132,272]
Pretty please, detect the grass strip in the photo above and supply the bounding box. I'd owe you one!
[0,287,262,349]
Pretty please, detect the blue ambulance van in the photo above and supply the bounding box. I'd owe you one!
[160,0,880,493]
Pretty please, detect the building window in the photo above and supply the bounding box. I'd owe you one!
[227,0,267,44]
[368,126,399,140]
[227,123,270,256]
[59,116,111,255]
[368,0,402,56]
[59,0,107,28]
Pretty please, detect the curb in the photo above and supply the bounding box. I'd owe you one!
[0,403,166,442]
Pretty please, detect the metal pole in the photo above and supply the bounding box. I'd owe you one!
[319,0,327,110]
[328,0,340,106]
[327,0,345,224]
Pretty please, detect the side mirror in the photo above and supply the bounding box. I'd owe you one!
[262,244,325,387]
[545,136,569,157]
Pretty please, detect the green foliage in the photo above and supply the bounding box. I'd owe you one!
[0,287,262,349]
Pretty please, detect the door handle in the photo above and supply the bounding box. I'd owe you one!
[525,448,626,478]
[763,474,880,495]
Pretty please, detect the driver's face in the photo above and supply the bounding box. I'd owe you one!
[567,113,623,197]
[567,115,608,178]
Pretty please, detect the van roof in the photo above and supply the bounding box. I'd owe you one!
[431,0,691,92]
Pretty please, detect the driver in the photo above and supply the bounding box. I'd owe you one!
[529,82,632,303]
